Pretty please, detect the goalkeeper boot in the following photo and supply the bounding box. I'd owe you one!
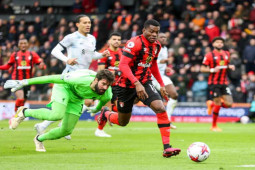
[163,146,181,158]
[9,106,26,129]
[34,135,46,152]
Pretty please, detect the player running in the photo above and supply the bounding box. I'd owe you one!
[96,32,122,137]
[152,32,178,129]
[0,38,45,112]
[34,14,110,138]
[201,37,235,131]
[5,69,114,152]
[96,19,181,157]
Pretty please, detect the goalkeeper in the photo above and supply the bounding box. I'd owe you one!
[4,69,114,152]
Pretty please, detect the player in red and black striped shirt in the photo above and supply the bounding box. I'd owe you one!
[96,20,181,157]
[96,32,122,137]
[0,39,45,111]
[201,37,235,131]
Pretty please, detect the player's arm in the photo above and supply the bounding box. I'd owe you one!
[200,53,220,73]
[97,57,107,71]
[0,63,12,70]
[4,75,65,92]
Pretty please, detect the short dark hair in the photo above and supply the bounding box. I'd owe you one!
[109,32,121,39]
[75,14,89,23]
[144,19,160,28]
[96,69,114,84]
[212,37,225,43]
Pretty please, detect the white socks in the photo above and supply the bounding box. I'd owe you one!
[166,98,177,120]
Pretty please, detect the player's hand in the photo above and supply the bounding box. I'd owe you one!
[4,79,28,92]
[134,81,148,100]
[67,58,78,65]
[228,65,235,71]
[160,86,168,101]
[86,106,98,116]
[102,50,110,57]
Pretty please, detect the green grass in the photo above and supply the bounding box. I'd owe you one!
[0,120,255,170]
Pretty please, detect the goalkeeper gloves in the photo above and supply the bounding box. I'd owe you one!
[4,79,28,92]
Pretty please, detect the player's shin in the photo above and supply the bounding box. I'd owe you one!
[156,111,170,149]
[15,98,25,111]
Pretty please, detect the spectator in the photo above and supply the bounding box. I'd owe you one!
[28,85,40,100]
[25,25,36,40]
[34,16,42,36]
[43,7,56,33]
[28,35,40,52]
[192,12,206,30]
[28,1,42,14]
[191,74,208,102]
[82,0,96,13]
[205,20,220,42]
[112,1,123,15]
[246,74,255,103]
[228,52,242,87]
[116,10,132,32]
[232,86,246,103]
[72,0,83,14]
[243,38,255,73]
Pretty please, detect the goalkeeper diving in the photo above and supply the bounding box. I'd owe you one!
[4,69,114,152]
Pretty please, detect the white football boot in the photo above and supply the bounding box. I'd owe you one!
[9,106,26,129]
[34,135,46,152]
[95,128,111,137]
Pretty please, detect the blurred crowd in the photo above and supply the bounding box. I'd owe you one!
[0,0,255,103]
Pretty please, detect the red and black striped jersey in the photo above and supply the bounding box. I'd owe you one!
[98,48,122,86]
[202,49,230,85]
[117,35,161,88]
[7,51,42,80]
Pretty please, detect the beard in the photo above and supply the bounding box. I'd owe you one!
[215,47,223,50]
[95,82,105,95]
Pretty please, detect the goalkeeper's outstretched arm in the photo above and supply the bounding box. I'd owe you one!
[4,75,65,92]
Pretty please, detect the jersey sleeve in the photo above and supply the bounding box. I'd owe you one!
[7,52,16,65]
[122,38,141,59]
[31,52,42,64]
[202,52,212,66]
[59,34,72,48]
[97,57,107,65]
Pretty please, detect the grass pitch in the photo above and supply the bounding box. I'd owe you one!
[0,120,255,170]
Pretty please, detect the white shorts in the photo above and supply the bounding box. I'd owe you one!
[152,75,173,91]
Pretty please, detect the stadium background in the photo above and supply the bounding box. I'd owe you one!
[0,0,254,122]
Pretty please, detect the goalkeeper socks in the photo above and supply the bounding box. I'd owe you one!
[212,105,221,127]
[15,99,25,111]
[156,112,171,149]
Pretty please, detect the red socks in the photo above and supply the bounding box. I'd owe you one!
[15,99,25,111]
[156,112,170,149]
[97,111,120,130]
[212,105,221,127]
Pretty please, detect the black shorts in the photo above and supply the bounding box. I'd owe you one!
[209,84,232,99]
[115,81,161,113]
[19,86,31,100]
[111,85,118,103]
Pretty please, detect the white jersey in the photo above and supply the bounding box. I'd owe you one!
[59,31,100,73]
[157,46,168,76]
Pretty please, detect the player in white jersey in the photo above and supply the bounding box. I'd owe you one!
[34,15,110,138]
[152,33,178,129]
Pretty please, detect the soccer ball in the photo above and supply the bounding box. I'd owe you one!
[240,116,250,124]
[187,142,210,162]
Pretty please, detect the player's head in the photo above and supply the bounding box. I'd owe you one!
[75,15,91,35]
[18,38,28,52]
[143,19,160,43]
[94,69,114,95]
[212,37,224,50]
[108,32,121,49]
[158,32,167,46]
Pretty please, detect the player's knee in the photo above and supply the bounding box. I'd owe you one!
[118,119,129,126]
[48,111,63,121]
[224,101,233,108]
[170,92,178,100]
[153,105,166,113]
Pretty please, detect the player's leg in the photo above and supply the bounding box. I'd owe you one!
[221,85,233,108]
[14,89,25,111]
[34,112,80,152]
[211,86,222,131]
[144,82,180,157]
[34,84,69,134]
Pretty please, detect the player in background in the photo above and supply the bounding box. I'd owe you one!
[200,37,235,131]
[96,32,122,137]
[152,32,178,129]
[5,69,114,152]
[96,19,181,157]
[0,38,45,112]
[34,15,110,138]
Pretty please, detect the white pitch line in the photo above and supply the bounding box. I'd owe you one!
[236,165,255,167]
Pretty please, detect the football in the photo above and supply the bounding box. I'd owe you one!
[187,142,210,162]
